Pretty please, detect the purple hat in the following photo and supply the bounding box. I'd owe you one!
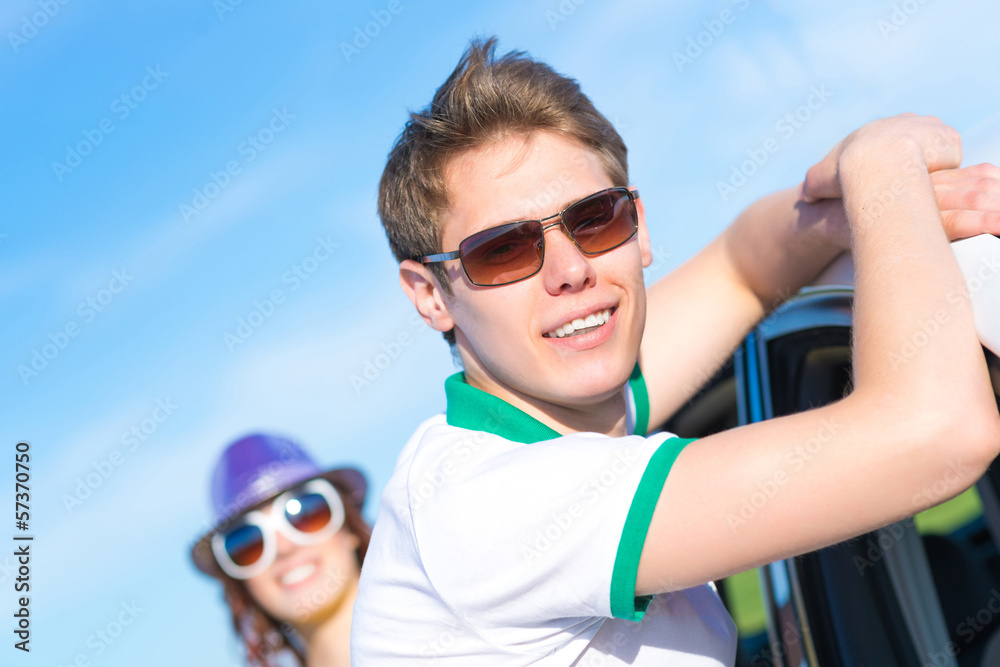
[190,433,366,577]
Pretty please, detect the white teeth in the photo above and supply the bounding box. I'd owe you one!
[282,563,315,586]
[546,309,613,338]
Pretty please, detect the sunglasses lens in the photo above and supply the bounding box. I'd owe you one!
[223,524,265,568]
[284,491,333,534]
[460,221,544,286]
[565,189,637,255]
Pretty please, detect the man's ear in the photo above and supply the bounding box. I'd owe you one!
[399,259,456,334]
[634,189,653,268]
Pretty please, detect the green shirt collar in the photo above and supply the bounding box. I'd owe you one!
[444,372,561,444]
[443,363,650,443]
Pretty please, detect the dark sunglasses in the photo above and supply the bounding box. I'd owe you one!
[211,478,346,579]
[418,187,640,287]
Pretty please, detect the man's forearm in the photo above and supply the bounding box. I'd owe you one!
[721,185,846,317]
[641,143,1000,429]
[842,141,989,407]
[640,187,849,428]
[637,126,1000,594]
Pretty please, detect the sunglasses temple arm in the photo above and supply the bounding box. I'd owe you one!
[419,250,462,264]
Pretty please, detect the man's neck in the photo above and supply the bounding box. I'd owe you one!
[462,368,629,437]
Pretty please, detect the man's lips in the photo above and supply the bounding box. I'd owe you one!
[543,307,616,338]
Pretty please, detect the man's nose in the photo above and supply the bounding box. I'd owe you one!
[540,220,596,294]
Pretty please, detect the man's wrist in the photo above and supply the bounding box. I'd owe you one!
[837,134,925,189]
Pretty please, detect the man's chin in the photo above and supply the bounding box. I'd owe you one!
[539,367,634,407]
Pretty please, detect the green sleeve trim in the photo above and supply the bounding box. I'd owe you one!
[629,363,650,437]
[609,437,695,621]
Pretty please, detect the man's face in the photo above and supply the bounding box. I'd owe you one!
[435,131,652,413]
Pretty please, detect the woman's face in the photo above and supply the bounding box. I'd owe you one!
[242,491,362,626]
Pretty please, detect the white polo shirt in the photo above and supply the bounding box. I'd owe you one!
[352,369,736,665]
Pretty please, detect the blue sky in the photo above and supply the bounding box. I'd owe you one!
[3,0,999,663]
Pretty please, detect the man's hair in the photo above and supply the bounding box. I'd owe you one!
[378,36,629,344]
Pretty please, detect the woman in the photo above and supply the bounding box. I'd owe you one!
[191,433,370,667]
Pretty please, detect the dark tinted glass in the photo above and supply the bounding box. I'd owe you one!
[457,188,638,286]
[284,491,333,533]
[223,523,265,567]
[564,189,637,255]
[459,220,545,286]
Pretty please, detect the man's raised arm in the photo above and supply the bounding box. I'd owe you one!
[636,115,1000,593]
[639,118,1000,431]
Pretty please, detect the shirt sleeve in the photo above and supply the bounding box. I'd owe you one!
[627,362,651,437]
[407,425,693,645]
[609,436,691,619]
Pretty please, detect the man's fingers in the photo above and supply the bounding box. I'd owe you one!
[935,185,1000,213]
[940,210,1000,241]
[930,163,1000,217]
[969,162,1000,179]
[926,163,1000,239]
[802,158,840,202]
[921,123,962,172]
[931,163,1000,182]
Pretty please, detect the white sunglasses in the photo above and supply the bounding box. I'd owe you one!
[211,478,346,580]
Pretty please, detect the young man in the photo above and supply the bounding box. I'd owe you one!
[352,38,1000,664]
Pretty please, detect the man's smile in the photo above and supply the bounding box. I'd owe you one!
[543,307,615,338]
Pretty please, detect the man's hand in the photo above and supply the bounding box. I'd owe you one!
[801,113,962,201]
[929,164,1000,239]
[637,112,1000,596]
[641,114,998,430]
[802,163,1000,249]
[799,114,999,243]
